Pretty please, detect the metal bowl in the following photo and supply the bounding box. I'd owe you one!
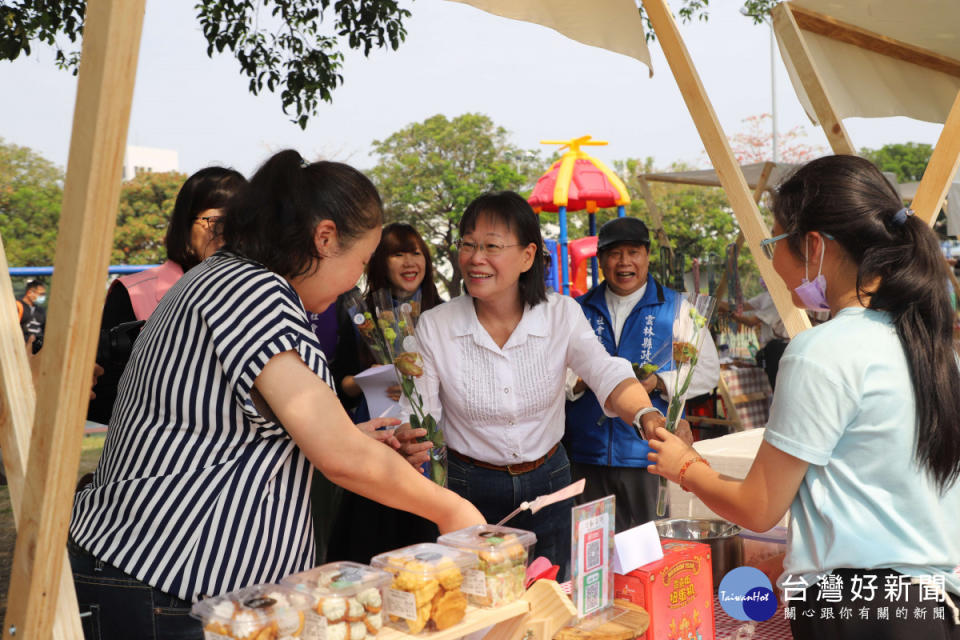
[655,518,744,589]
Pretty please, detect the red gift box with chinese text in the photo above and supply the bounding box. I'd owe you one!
[614,541,715,640]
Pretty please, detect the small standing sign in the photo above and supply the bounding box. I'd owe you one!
[570,495,616,619]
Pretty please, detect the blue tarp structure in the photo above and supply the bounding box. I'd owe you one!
[8,265,158,277]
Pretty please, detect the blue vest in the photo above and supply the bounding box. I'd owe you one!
[563,277,679,468]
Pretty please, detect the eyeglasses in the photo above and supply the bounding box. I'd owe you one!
[194,215,224,230]
[759,233,789,260]
[760,231,836,260]
[456,239,523,257]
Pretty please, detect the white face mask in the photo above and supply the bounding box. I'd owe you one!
[35,295,47,305]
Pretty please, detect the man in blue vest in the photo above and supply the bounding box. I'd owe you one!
[564,217,719,530]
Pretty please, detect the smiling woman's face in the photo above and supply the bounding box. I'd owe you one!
[458,215,535,306]
[386,249,426,296]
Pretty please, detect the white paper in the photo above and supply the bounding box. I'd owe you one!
[353,366,403,422]
[612,521,664,575]
[462,569,487,597]
[384,588,418,621]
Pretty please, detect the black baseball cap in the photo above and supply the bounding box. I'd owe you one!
[597,217,650,252]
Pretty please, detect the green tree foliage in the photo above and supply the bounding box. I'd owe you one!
[369,113,541,297]
[593,157,765,298]
[0,137,63,266]
[112,171,187,264]
[1,0,410,129]
[860,142,933,183]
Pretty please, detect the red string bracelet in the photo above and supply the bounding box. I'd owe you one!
[678,456,710,492]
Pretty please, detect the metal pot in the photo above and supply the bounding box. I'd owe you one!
[655,518,743,589]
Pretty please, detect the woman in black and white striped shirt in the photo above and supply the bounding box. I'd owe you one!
[69,150,484,639]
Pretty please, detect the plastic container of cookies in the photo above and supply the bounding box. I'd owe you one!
[437,524,536,608]
[281,561,391,640]
[190,583,313,639]
[370,542,478,634]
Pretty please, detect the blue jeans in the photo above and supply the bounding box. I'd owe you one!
[68,538,201,640]
[447,443,572,581]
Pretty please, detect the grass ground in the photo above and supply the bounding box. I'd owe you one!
[0,433,105,619]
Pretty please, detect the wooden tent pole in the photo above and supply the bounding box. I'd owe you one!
[912,91,960,226]
[715,161,775,300]
[642,0,810,338]
[637,176,673,250]
[0,236,82,639]
[2,0,146,637]
[771,3,857,156]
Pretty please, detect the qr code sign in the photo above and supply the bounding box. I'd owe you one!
[584,529,603,571]
[585,578,601,613]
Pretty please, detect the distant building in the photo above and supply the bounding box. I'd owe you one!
[123,146,179,181]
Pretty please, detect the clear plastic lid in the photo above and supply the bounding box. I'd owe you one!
[370,542,478,579]
[282,561,392,599]
[190,584,310,638]
[437,524,536,560]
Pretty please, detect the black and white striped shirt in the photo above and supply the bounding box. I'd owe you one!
[71,252,331,602]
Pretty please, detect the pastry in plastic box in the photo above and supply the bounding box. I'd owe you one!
[370,543,477,633]
[191,584,311,640]
[437,524,536,608]
[281,561,391,639]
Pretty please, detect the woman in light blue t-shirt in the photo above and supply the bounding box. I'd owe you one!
[647,155,960,640]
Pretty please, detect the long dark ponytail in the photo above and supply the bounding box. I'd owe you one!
[222,150,382,278]
[773,155,960,491]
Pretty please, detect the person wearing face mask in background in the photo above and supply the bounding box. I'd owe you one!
[17,278,47,348]
[563,217,718,532]
[87,167,248,425]
[320,223,445,563]
[647,156,960,640]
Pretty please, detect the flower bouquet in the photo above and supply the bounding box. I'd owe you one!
[657,292,717,516]
[631,338,673,385]
[345,289,447,486]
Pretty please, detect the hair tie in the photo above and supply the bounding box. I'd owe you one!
[892,207,914,226]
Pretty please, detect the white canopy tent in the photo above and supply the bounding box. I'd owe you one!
[778,1,960,127]
[771,1,960,226]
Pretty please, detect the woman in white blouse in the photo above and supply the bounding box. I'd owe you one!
[401,191,665,578]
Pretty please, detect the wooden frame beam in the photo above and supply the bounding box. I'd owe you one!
[715,162,775,301]
[912,91,960,226]
[2,0,146,637]
[641,173,776,191]
[771,3,856,156]
[637,176,672,250]
[789,5,960,80]
[642,0,809,338]
[642,175,728,189]
[0,238,82,639]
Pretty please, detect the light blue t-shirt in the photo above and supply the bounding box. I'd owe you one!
[765,306,960,596]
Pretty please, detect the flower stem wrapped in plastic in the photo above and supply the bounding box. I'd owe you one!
[369,289,447,487]
[657,293,717,516]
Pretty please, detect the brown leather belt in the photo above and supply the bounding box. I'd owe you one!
[449,443,560,476]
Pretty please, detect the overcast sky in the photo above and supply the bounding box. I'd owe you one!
[1,0,944,178]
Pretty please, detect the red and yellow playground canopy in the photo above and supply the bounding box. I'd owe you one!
[528,136,631,213]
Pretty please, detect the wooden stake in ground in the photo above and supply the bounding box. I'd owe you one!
[0,235,83,640]
[2,0,146,637]
[642,0,810,338]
